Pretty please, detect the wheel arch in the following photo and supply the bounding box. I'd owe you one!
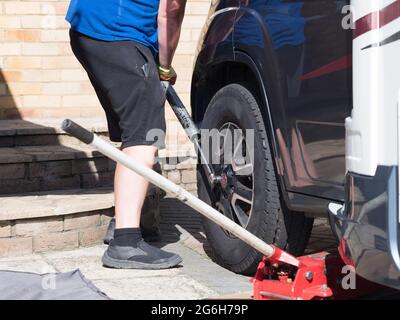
[191,52,293,210]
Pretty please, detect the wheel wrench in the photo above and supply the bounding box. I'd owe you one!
[161,81,220,185]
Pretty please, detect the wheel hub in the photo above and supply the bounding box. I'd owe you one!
[212,122,255,231]
[219,169,237,197]
[219,172,229,190]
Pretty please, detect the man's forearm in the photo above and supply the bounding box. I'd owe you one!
[158,0,186,68]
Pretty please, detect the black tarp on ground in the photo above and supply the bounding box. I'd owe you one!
[0,269,109,300]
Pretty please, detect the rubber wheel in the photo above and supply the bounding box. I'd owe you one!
[197,84,313,274]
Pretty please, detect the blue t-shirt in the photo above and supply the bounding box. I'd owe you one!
[66,0,160,54]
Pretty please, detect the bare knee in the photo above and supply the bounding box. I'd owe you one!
[122,145,158,168]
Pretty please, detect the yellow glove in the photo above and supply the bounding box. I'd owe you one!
[158,65,177,85]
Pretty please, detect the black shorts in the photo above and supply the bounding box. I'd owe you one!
[69,29,166,149]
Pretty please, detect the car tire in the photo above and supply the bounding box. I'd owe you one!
[197,83,313,274]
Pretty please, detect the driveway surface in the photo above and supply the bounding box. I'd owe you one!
[0,198,336,300]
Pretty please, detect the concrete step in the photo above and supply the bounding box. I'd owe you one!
[0,159,198,257]
[0,118,199,257]
[0,187,114,221]
[0,144,116,194]
[0,118,108,148]
[0,187,114,257]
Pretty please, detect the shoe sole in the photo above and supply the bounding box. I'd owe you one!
[102,251,183,270]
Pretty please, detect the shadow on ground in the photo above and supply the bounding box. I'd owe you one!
[157,197,338,261]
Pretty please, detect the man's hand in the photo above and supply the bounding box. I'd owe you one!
[158,65,177,85]
[158,0,187,84]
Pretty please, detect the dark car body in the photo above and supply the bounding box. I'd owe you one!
[191,0,400,290]
[191,0,352,217]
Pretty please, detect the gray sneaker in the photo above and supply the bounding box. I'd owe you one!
[103,218,162,245]
[102,239,182,269]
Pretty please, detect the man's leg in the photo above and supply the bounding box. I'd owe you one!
[114,145,157,229]
[102,137,182,270]
[103,144,182,269]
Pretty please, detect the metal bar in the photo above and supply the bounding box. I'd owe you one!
[162,81,199,141]
[162,81,217,184]
[62,118,275,257]
[90,134,275,257]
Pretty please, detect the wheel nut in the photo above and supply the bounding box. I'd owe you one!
[305,271,313,281]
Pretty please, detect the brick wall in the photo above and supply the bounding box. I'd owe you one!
[0,0,210,145]
[0,209,113,257]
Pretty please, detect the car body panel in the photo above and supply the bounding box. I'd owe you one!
[191,1,239,121]
[192,0,353,206]
[233,0,352,202]
[192,1,353,212]
[330,166,400,290]
[328,0,400,290]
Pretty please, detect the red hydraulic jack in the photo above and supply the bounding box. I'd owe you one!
[252,247,343,300]
[252,244,387,300]
[252,248,334,300]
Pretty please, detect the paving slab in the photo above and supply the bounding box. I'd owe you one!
[0,188,114,221]
[0,254,56,274]
[41,245,182,280]
[93,275,215,300]
[0,198,336,300]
